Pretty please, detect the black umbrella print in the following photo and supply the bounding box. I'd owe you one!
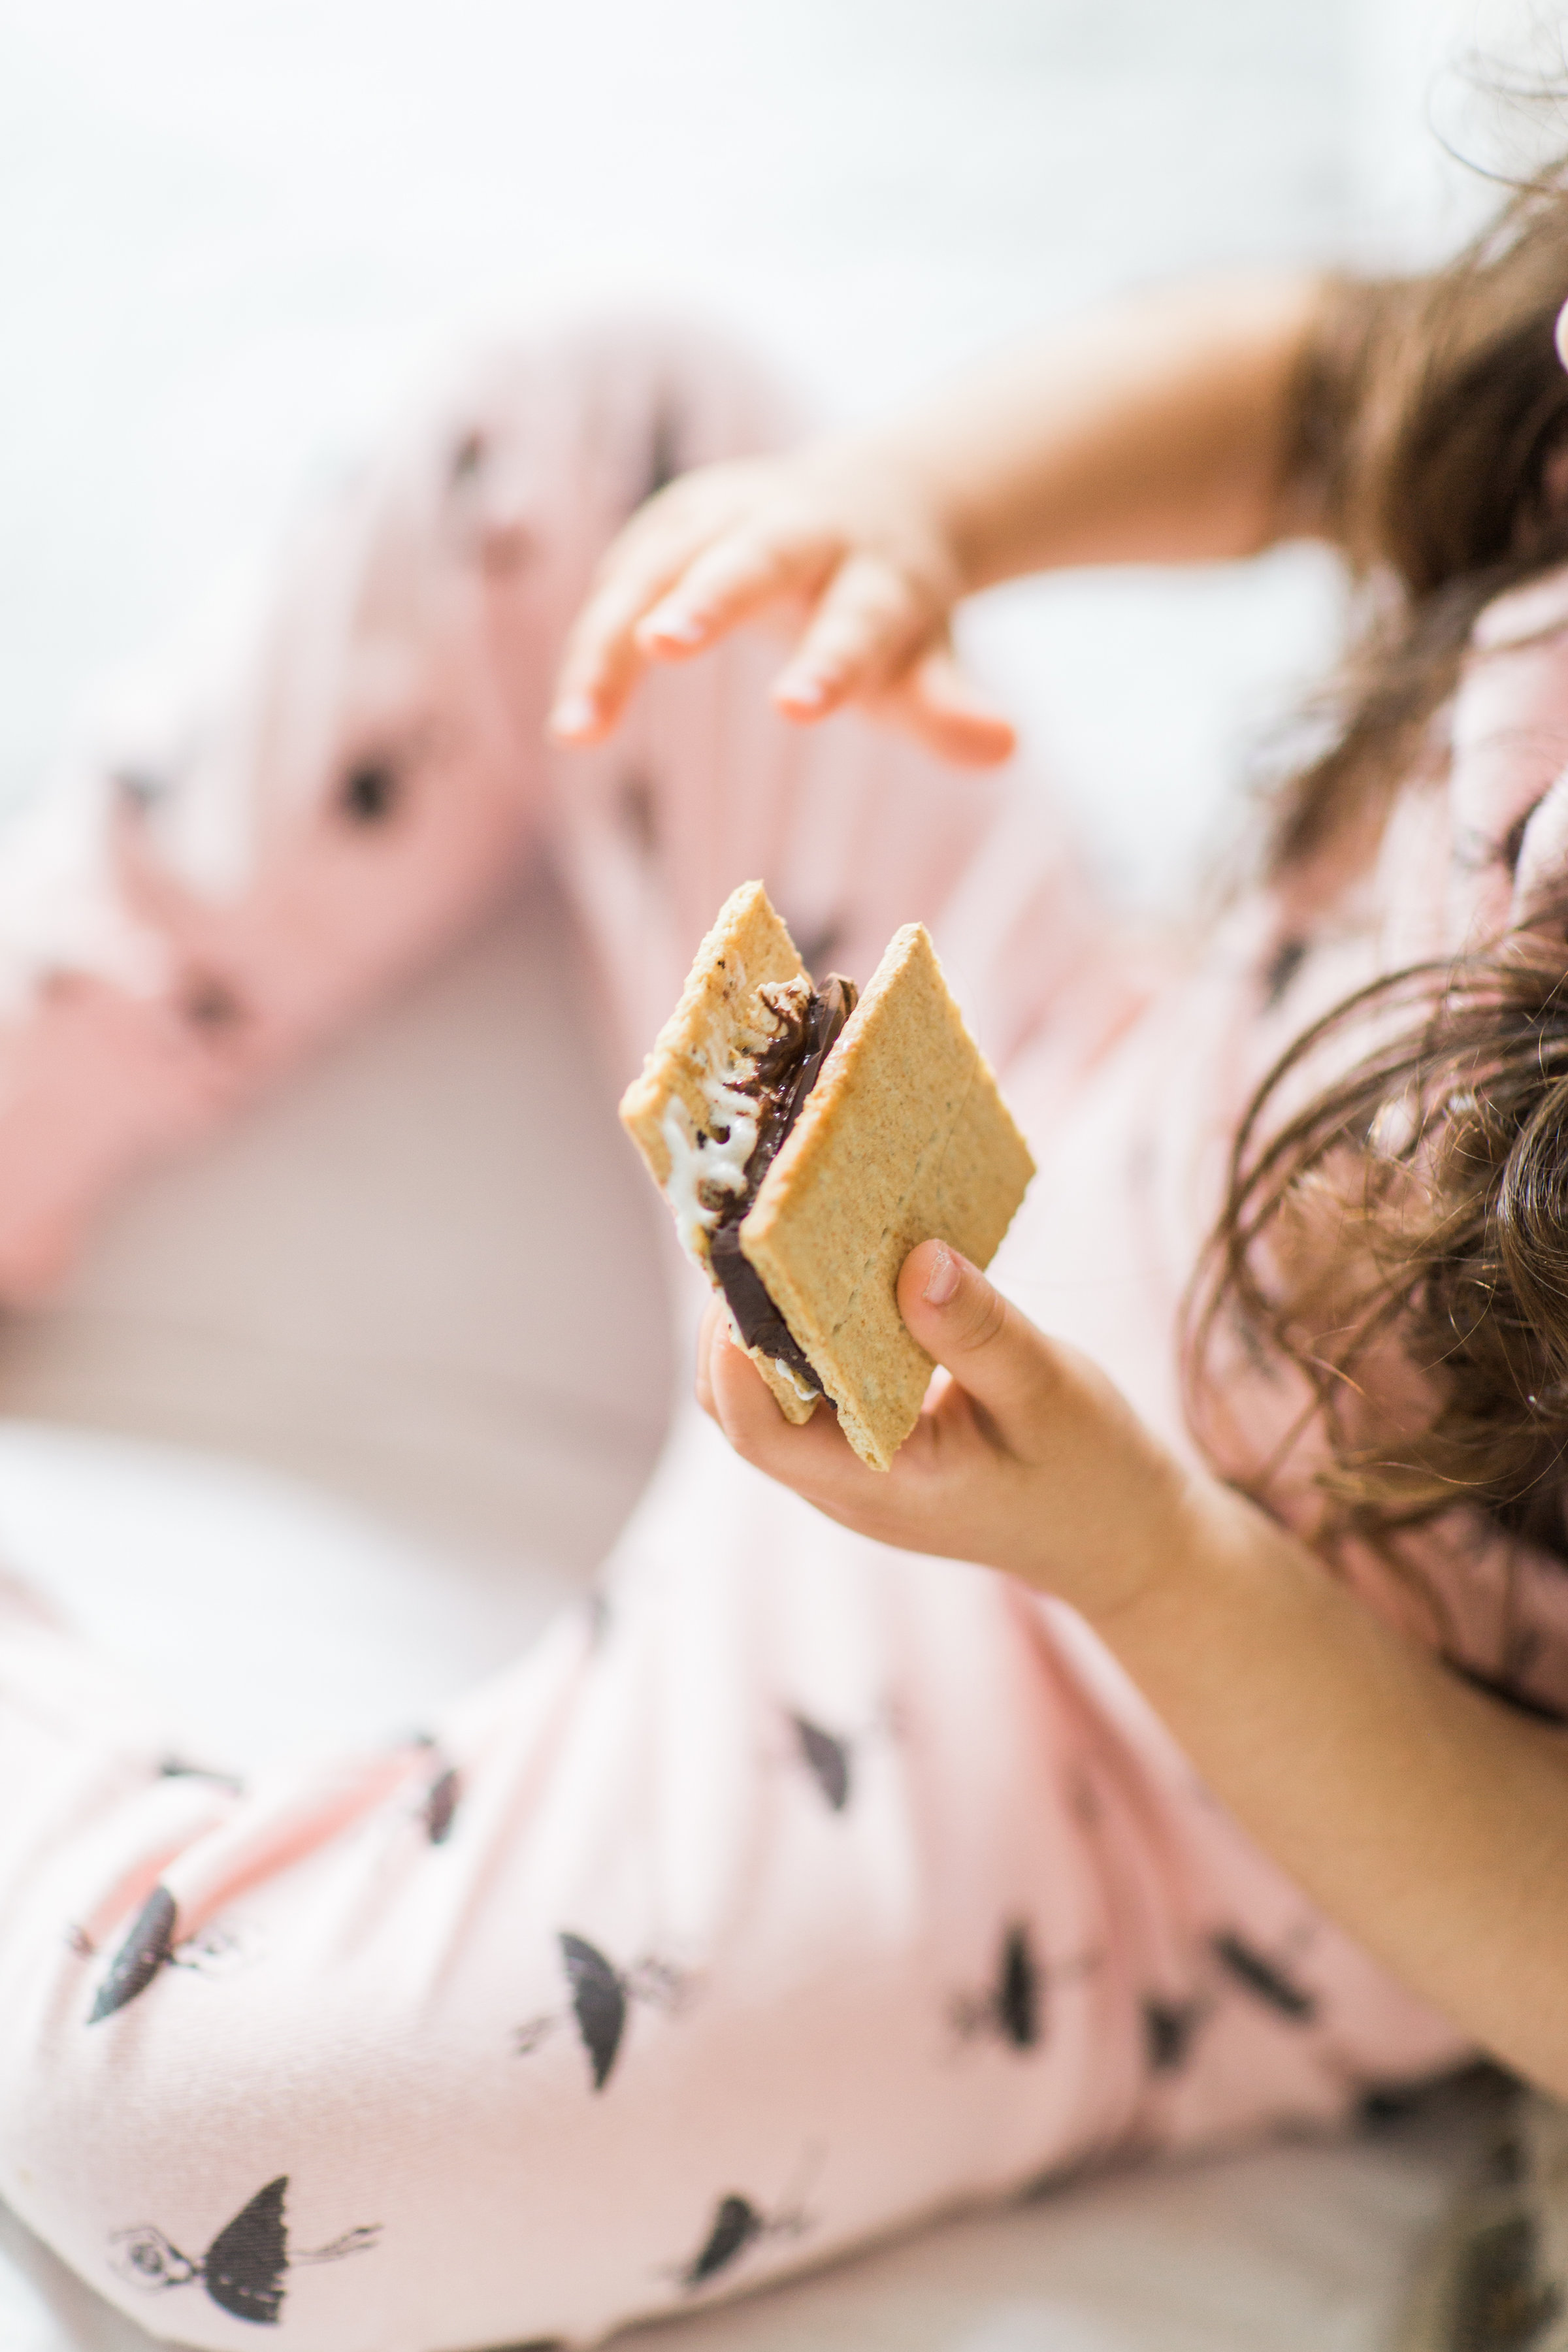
[1142,1995,1209,2074]
[1134,1924,1318,2074]
[515,1931,689,2091]
[423,1762,461,1845]
[157,1754,245,1793]
[782,1695,904,1814]
[89,1887,177,2021]
[640,397,686,504]
[950,1921,1098,2052]
[678,2196,772,2291]
[791,1714,851,1812]
[1210,1929,1318,2023]
[110,2176,379,2327]
[667,2153,817,2294]
[86,1888,259,2022]
[403,1733,463,1844]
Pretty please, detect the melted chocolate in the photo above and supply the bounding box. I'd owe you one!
[707,975,857,1392]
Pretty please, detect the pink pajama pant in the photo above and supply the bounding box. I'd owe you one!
[0,322,1465,2351]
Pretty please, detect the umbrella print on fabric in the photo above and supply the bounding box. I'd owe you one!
[1141,1995,1210,2074]
[1210,1929,1318,2023]
[110,2176,380,2327]
[403,1733,463,1844]
[949,1921,1099,2053]
[781,1695,904,1814]
[666,2154,818,2295]
[157,1755,245,1793]
[90,1888,177,2022]
[86,1889,259,2021]
[515,1932,690,2091]
[640,397,686,504]
[423,1763,461,1845]
[790,1714,851,1812]
[678,2197,773,2291]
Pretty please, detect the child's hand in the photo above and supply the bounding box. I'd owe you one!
[547,446,1016,767]
[706,1240,1568,2102]
[695,1237,1201,1625]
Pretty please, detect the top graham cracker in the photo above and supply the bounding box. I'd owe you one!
[741,921,1035,1470]
[619,881,806,1193]
[618,880,825,1427]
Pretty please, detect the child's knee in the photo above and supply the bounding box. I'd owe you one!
[2,1997,391,2350]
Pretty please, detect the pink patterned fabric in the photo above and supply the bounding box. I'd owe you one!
[1,319,1556,2349]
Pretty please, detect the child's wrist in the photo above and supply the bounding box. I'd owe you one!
[879,439,988,597]
[1076,1464,1320,1705]
[803,429,975,602]
[1068,1461,1266,1641]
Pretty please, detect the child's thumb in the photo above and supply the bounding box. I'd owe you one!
[896,1239,1053,1436]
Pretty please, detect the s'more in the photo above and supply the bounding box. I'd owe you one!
[619,881,1036,1470]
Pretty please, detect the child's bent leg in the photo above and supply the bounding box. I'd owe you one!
[0,1421,1147,2349]
[0,310,1126,1303]
[0,318,807,1300]
[0,1405,1466,2351]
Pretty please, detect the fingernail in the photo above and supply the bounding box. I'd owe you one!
[922,1242,960,1306]
[548,694,598,740]
[645,608,706,647]
[777,674,828,710]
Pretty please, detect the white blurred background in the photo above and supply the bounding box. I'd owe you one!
[0,0,1552,902]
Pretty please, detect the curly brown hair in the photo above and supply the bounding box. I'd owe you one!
[1189,942,1568,1546]
[1273,180,1568,874]
[1189,176,1568,1556]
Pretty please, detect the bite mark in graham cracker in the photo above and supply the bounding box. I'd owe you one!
[619,886,1036,1468]
[618,881,822,1423]
[740,924,1035,1469]
[619,881,806,1196]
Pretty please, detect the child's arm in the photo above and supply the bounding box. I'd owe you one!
[550,272,1325,763]
[698,1240,1568,2098]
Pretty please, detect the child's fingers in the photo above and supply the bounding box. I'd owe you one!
[703,1292,1007,1543]
[772,553,932,717]
[895,1241,1059,1456]
[877,645,1017,768]
[693,1299,732,1422]
[702,1246,1186,1604]
[550,558,695,741]
[703,1246,1055,1478]
[703,1314,888,1507]
[549,495,736,739]
[636,528,830,661]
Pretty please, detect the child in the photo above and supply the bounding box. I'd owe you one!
[557,222,1568,2093]
[1,194,1567,2351]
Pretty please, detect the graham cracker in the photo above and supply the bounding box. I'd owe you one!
[619,880,806,1189]
[740,923,1036,1469]
[617,880,820,1423]
[620,886,1036,1467]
